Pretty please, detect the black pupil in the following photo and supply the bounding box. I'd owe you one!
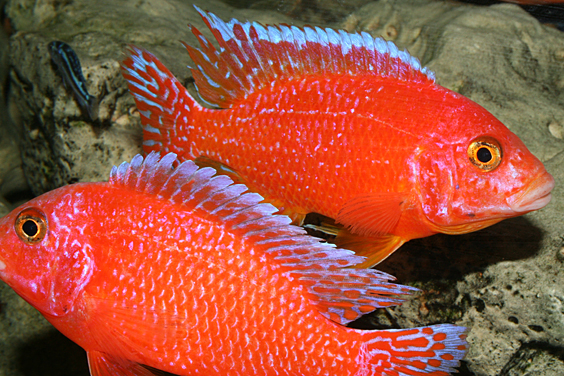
[477,147,492,163]
[22,220,38,237]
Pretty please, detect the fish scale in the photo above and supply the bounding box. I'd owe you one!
[192,78,416,213]
[122,7,553,268]
[170,74,428,212]
[85,204,358,374]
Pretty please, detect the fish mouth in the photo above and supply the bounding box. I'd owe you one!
[507,171,555,213]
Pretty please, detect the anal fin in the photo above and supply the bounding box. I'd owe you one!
[195,156,307,225]
[87,351,156,376]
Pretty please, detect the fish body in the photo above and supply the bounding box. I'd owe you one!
[48,41,98,121]
[0,153,467,375]
[121,8,554,267]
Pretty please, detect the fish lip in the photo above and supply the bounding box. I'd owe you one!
[0,259,5,271]
[507,171,555,213]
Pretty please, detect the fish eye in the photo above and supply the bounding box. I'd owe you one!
[15,208,47,244]
[467,136,502,171]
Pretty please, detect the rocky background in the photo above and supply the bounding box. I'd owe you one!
[0,0,563,375]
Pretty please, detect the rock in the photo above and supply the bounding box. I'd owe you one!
[222,0,374,24]
[1,0,564,375]
[500,344,564,375]
[5,0,297,197]
[0,197,9,217]
[8,29,141,196]
[0,0,29,212]
[0,109,27,204]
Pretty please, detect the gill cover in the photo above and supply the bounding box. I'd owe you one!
[13,207,94,317]
[417,145,455,227]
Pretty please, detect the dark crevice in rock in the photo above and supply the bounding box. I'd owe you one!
[499,342,564,375]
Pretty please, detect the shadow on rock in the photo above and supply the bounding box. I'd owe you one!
[376,216,544,283]
[15,329,89,376]
[499,341,564,375]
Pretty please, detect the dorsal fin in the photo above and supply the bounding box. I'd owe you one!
[109,152,417,325]
[184,6,435,108]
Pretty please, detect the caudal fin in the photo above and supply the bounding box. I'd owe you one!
[121,46,201,157]
[361,324,467,376]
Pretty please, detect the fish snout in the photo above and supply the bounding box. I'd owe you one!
[507,171,555,213]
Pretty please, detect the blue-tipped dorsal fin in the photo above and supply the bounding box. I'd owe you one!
[184,6,435,108]
[109,152,417,325]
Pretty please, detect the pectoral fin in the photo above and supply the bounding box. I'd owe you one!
[86,297,191,367]
[336,193,406,237]
[87,351,155,376]
[330,193,408,267]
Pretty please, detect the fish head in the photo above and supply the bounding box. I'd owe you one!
[417,101,554,234]
[0,184,94,317]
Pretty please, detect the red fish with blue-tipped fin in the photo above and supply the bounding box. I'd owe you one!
[0,153,467,375]
[121,7,554,268]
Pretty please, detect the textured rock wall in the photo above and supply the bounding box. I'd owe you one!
[0,0,563,375]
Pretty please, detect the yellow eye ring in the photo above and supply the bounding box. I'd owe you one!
[467,136,502,172]
[15,208,47,244]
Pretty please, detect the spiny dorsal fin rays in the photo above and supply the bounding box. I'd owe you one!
[186,6,435,108]
[109,153,418,324]
[109,153,358,270]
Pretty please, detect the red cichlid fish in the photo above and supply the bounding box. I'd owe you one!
[0,153,467,376]
[121,7,555,268]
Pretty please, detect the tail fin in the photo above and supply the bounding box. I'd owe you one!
[361,324,467,376]
[121,46,202,157]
